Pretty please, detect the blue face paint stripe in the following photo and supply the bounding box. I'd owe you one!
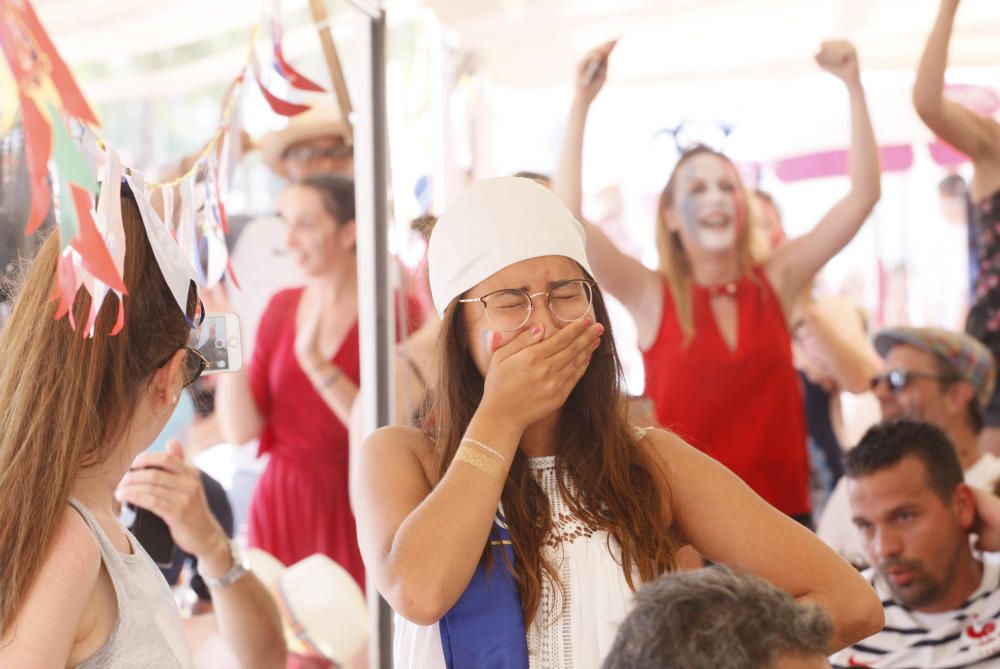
[680,192,701,241]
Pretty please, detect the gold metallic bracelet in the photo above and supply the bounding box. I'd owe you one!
[460,437,506,463]
[454,443,507,482]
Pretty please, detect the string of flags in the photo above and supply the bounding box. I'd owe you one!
[0,0,330,336]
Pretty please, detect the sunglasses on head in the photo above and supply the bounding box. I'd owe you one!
[870,368,960,393]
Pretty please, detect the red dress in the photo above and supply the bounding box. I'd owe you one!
[641,268,810,517]
[247,287,365,586]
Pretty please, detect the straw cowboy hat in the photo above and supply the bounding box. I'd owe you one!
[248,548,368,663]
[256,100,351,176]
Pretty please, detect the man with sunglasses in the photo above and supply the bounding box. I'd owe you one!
[258,101,354,181]
[818,326,1000,568]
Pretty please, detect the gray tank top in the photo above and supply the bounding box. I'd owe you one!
[68,497,193,669]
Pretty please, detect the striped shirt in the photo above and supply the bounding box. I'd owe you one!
[830,553,1000,668]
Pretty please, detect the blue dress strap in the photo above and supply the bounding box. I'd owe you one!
[438,513,529,668]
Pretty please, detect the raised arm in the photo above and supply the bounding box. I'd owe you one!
[766,41,881,316]
[354,319,600,623]
[204,286,265,445]
[913,0,1000,195]
[552,40,663,347]
[648,430,884,652]
[215,368,265,445]
[796,295,881,394]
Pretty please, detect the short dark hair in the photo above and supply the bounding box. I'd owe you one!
[512,171,551,186]
[295,172,355,225]
[938,174,968,199]
[602,566,832,669]
[845,419,964,501]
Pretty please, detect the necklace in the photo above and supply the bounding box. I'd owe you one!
[706,281,739,298]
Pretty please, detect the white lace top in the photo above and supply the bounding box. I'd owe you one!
[524,455,638,668]
[393,455,639,669]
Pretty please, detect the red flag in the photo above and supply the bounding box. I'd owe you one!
[0,0,98,125]
[273,42,325,92]
[19,94,52,234]
[69,184,128,294]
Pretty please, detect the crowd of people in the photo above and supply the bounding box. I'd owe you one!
[4,0,1000,667]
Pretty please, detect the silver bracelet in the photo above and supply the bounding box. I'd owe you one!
[316,366,342,390]
[197,540,249,590]
[460,437,506,463]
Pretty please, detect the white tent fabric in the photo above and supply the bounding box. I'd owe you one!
[37,1,1000,103]
[32,0,367,103]
[425,0,1000,87]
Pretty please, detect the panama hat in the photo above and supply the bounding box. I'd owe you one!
[256,100,351,176]
[247,548,368,663]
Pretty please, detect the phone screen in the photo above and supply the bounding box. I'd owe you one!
[191,314,233,373]
[129,505,175,567]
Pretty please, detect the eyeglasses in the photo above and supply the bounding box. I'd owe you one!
[285,144,353,164]
[870,368,960,393]
[155,346,210,388]
[458,279,597,332]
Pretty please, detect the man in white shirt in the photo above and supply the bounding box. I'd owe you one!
[831,419,1000,668]
[819,327,999,566]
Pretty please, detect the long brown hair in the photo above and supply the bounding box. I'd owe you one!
[0,190,196,629]
[654,145,758,345]
[429,277,679,625]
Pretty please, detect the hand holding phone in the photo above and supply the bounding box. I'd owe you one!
[191,312,244,375]
[577,38,618,100]
[582,57,605,87]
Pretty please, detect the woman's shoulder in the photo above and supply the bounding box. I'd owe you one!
[265,286,305,312]
[2,506,104,652]
[634,426,687,451]
[633,427,701,475]
[365,425,438,483]
[48,504,104,585]
[256,287,305,339]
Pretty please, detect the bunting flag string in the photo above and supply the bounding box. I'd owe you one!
[0,0,330,335]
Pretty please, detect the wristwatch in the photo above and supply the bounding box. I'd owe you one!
[198,540,250,589]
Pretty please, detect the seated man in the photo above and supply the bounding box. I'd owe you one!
[832,419,1000,668]
[818,326,999,566]
[602,566,832,669]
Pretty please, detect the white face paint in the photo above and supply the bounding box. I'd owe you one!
[696,222,737,251]
[673,153,744,253]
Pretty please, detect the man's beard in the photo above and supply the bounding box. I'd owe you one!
[879,551,959,609]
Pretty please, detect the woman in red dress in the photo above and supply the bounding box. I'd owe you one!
[554,40,881,524]
[217,173,364,585]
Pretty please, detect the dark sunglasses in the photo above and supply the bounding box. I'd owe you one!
[285,144,353,164]
[155,346,210,389]
[870,368,960,393]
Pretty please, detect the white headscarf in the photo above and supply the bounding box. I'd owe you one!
[428,177,594,317]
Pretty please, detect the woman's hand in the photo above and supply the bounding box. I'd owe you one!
[574,39,617,106]
[815,40,861,89]
[479,318,603,432]
[294,297,326,376]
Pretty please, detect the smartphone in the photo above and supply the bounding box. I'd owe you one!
[583,56,606,86]
[190,312,243,374]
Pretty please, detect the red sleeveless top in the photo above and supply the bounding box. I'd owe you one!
[641,267,810,517]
